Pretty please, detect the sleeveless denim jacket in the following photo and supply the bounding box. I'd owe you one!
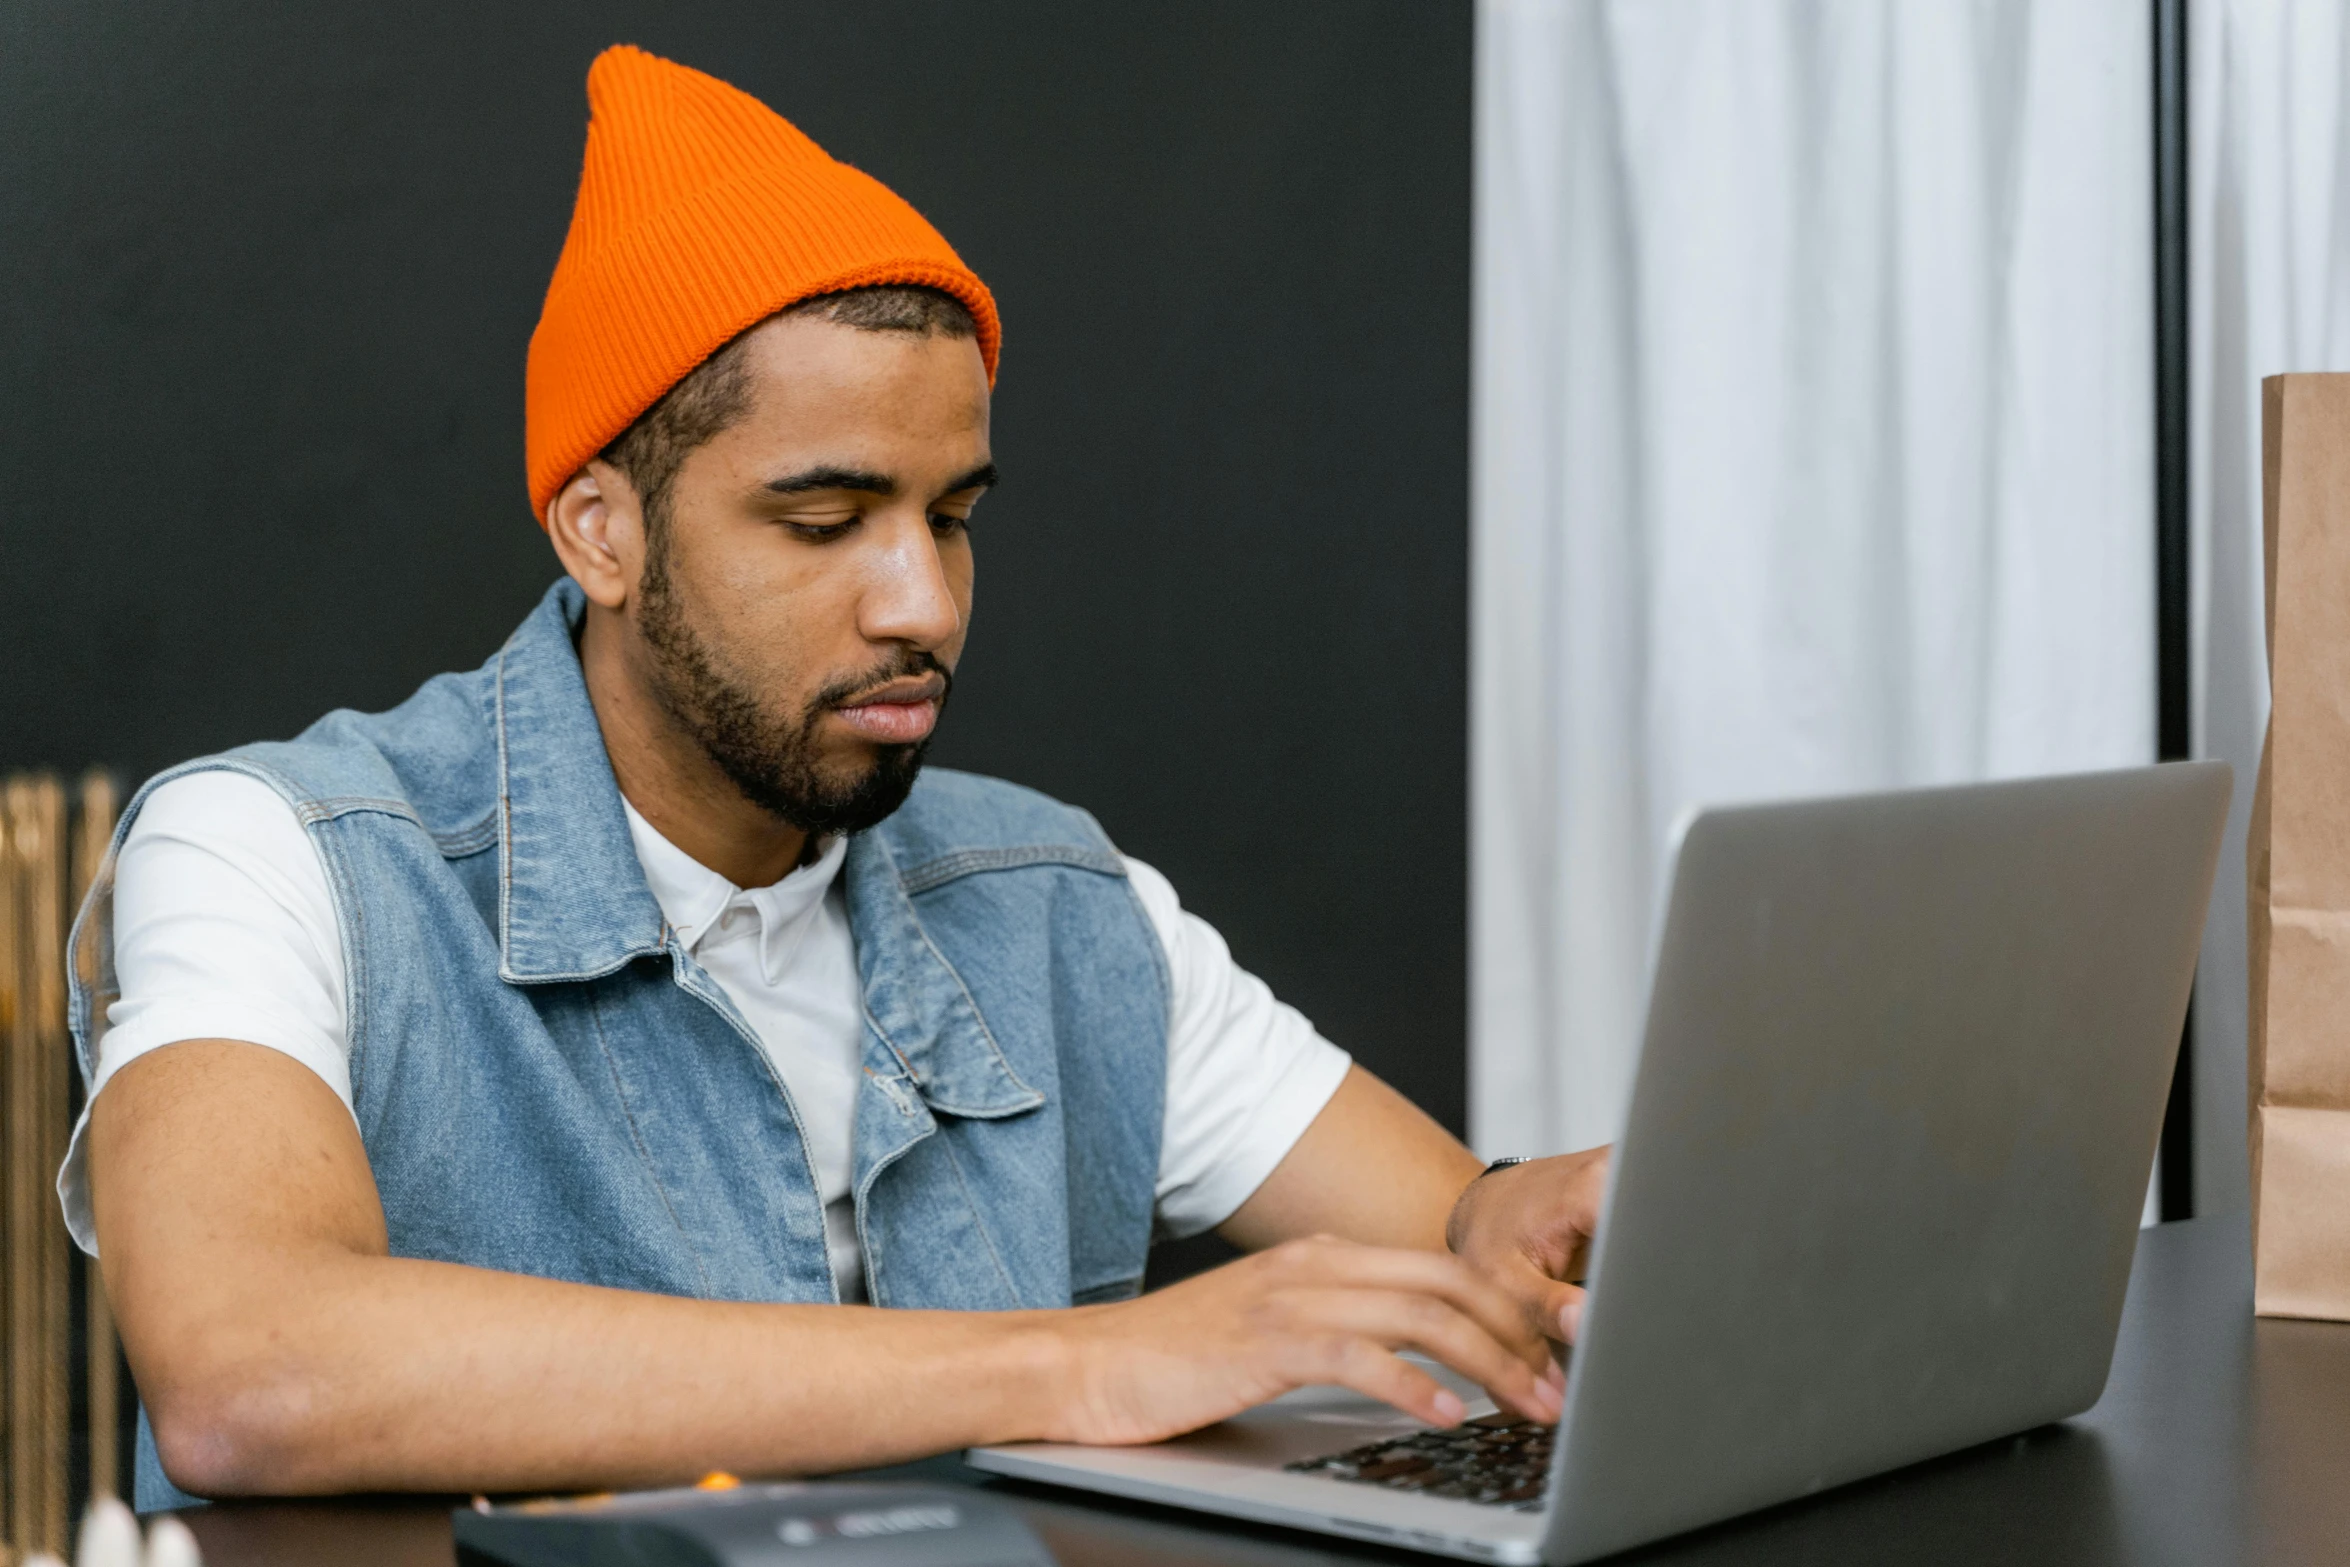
[69,581,1169,1510]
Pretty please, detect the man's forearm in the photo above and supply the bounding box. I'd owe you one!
[98,1042,1083,1495]
[135,1242,1073,1496]
[1220,1065,1485,1253]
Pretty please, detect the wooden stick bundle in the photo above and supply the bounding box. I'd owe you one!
[1,771,119,1564]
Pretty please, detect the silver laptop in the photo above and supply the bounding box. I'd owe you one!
[969,763,2231,1563]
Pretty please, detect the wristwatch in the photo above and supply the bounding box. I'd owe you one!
[1479,1155,1535,1178]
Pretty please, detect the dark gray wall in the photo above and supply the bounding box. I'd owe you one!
[0,4,1472,1141]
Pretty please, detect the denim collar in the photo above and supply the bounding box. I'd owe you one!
[490,580,1042,1118]
[492,579,668,984]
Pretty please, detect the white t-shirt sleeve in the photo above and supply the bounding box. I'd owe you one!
[57,769,355,1254]
[1126,857,1353,1239]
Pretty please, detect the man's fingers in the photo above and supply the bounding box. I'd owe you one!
[1537,1278,1588,1343]
[1524,1191,1601,1282]
[1277,1288,1561,1422]
[1279,1239,1552,1375]
[1499,1261,1587,1344]
[1325,1339,1467,1429]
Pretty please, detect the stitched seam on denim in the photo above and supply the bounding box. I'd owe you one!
[312,817,372,1093]
[431,811,500,858]
[860,1005,917,1079]
[494,639,518,978]
[933,1127,1025,1307]
[1107,867,1175,1041]
[587,980,714,1298]
[921,1088,1047,1118]
[501,950,665,986]
[293,796,426,826]
[897,846,1126,895]
[851,1056,937,1306]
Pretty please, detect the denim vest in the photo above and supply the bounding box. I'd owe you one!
[71,581,1169,1510]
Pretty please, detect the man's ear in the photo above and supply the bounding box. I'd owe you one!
[546,460,647,611]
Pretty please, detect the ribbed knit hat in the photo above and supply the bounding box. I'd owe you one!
[525,45,1000,519]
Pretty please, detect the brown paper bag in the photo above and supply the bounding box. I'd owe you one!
[2248,373,2350,1319]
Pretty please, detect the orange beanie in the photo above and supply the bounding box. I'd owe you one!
[524,45,1000,519]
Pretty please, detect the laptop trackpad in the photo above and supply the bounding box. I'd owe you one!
[1163,1362,1497,1471]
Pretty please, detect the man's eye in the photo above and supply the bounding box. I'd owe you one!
[930,513,972,535]
[786,520,857,542]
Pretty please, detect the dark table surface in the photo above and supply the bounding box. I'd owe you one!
[175,1213,2350,1566]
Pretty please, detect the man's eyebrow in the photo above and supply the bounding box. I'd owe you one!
[762,465,896,497]
[758,462,997,499]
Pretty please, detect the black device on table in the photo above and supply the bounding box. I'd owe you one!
[452,1480,1055,1567]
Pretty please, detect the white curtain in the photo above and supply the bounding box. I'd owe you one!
[1472,0,2157,1158]
[2187,0,2350,1218]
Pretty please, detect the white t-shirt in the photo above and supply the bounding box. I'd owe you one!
[60,771,1351,1300]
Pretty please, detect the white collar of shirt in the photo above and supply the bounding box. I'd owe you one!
[620,798,849,987]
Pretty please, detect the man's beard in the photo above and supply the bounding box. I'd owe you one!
[636,555,947,839]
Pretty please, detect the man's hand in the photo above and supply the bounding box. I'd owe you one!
[1045,1235,1564,1446]
[1216,1067,1611,1358]
[1444,1147,1612,1345]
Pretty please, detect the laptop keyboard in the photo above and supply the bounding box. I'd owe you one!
[1283,1413,1553,1511]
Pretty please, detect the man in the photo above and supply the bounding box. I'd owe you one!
[66,45,1608,1511]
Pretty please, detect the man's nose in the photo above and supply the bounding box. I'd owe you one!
[857,514,964,651]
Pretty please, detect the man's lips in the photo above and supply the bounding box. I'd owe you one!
[831,674,946,744]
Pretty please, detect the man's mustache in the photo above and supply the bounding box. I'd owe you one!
[812,650,954,714]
